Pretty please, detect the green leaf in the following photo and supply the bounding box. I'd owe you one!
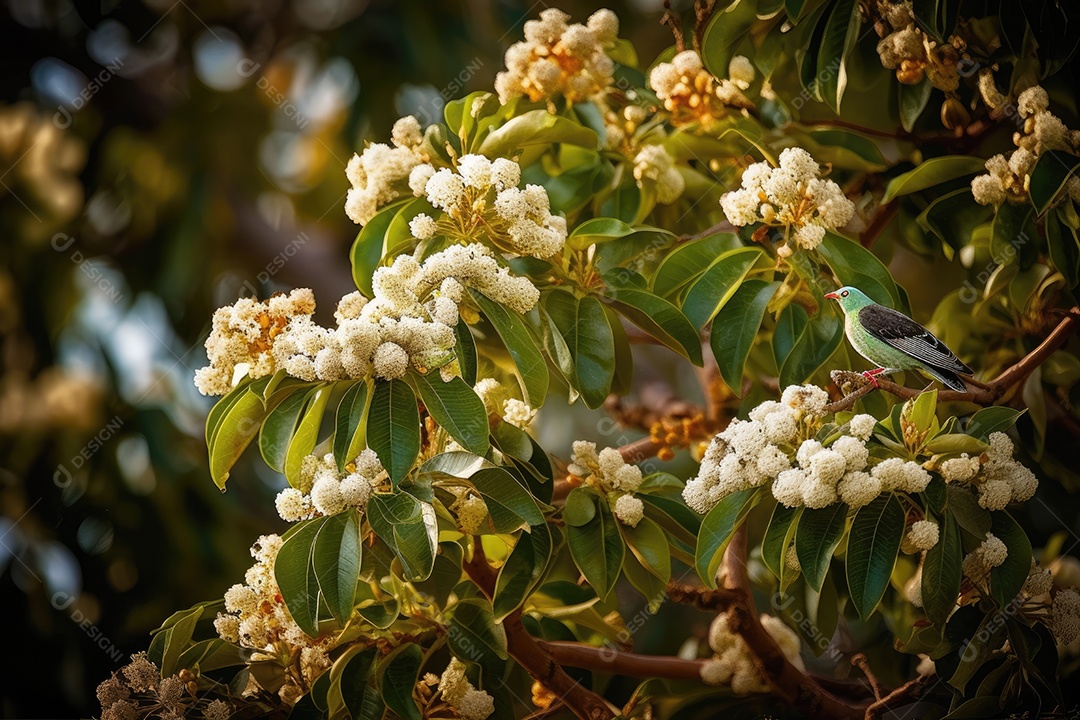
[332,381,371,474]
[494,522,554,621]
[328,646,381,720]
[989,511,1032,608]
[923,433,989,455]
[922,513,962,626]
[947,485,991,536]
[379,644,423,720]
[259,389,308,473]
[410,372,489,456]
[567,494,624,600]
[846,494,904,620]
[779,305,844,387]
[455,323,478,386]
[205,376,255,449]
[563,487,596,526]
[696,488,761,588]
[898,77,932,133]
[567,217,635,251]
[796,504,848,592]
[274,518,323,637]
[367,380,421,487]
[367,493,437,581]
[763,503,803,578]
[818,232,904,308]
[470,466,546,533]
[882,156,988,202]
[682,248,764,329]
[477,110,598,156]
[965,406,1023,440]
[350,201,405,296]
[1029,151,1080,215]
[711,279,780,393]
[156,605,203,677]
[545,290,615,408]
[472,290,548,407]
[448,597,508,679]
[700,0,759,80]
[816,0,860,111]
[622,516,671,584]
[209,386,267,490]
[651,233,743,299]
[606,288,703,365]
[284,387,332,489]
[312,511,361,625]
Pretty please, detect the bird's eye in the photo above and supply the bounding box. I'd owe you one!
[841,290,849,297]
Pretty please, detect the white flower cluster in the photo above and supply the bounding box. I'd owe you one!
[719,148,855,253]
[345,116,428,225]
[972,86,1080,207]
[194,289,316,396]
[699,613,803,693]
[472,378,535,430]
[569,441,644,527]
[632,145,685,204]
[684,385,885,513]
[214,536,334,702]
[452,492,489,535]
[937,433,1037,511]
[648,50,754,127]
[275,450,385,521]
[961,532,1008,582]
[907,519,940,551]
[410,155,568,259]
[872,0,960,91]
[195,244,540,393]
[1051,588,1080,645]
[495,8,619,104]
[1023,560,1054,598]
[437,658,495,720]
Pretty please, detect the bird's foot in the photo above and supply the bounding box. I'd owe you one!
[861,370,881,389]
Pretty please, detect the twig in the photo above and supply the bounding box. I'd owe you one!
[850,654,885,700]
[463,543,615,720]
[823,306,1080,414]
[693,0,718,52]
[660,1,685,52]
[666,581,742,611]
[541,641,705,681]
[677,218,736,244]
[864,673,938,719]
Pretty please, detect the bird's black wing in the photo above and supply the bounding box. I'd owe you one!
[858,304,973,374]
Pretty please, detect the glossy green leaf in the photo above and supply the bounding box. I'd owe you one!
[367,493,437,581]
[259,389,308,474]
[350,202,405,296]
[682,248,764,329]
[410,372,489,456]
[332,381,370,474]
[700,0,759,80]
[778,305,844,387]
[455,322,478,386]
[448,597,508,678]
[567,217,634,251]
[472,290,548,407]
[622,516,671,584]
[882,156,988,202]
[606,287,703,365]
[696,488,761,588]
[209,386,267,491]
[567,494,624,600]
[763,503,803,578]
[274,518,323,637]
[284,387,331,488]
[493,522,554,621]
[818,232,904,308]
[470,466,546,533]
[651,233,743,299]
[312,511,361,625]
[328,646,381,720]
[898,77,932,133]
[545,290,615,408]
[816,0,859,111]
[367,379,420,486]
[379,644,423,720]
[477,109,598,156]
[1029,150,1080,215]
[205,376,256,449]
[964,406,1023,439]
[846,494,904,620]
[563,487,596,526]
[711,279,780,393]
[796,504,848,592]
[922,513,962,626]
[989,511,1033,608]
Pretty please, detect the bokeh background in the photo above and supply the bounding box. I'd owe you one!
[0,1,675,716]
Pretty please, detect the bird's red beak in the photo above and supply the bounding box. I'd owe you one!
[824,291,839,299]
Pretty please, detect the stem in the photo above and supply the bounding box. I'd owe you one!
[824,306,1080,413]
[462,542,615,720]
[541,641,704,681]
[864,673,938,719]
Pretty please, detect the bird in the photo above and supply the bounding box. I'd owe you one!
[824,286,972,392]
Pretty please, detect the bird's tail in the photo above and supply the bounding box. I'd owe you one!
[922,366,968,392]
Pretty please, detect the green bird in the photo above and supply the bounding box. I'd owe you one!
[824,286,972,392]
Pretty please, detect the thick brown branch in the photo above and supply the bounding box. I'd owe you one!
[463,545,614,720]
[823,306,1080,414]
[864,673,937,720]
[541,641,704,681]
[666,581,742,611]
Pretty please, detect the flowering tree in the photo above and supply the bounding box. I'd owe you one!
[98,3,1080,719]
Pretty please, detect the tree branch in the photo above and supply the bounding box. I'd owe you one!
[864,673,938,719]
[463,543,615,720]
[823,306,1080,414]
[541,641,704,681]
